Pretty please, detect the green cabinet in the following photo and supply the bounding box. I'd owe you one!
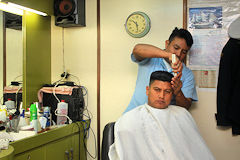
[14,147,44,160]
[9,122,88,160]
[45,135,73,160]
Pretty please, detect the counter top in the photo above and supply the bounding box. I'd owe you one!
[0,145,14,160]
[11,122,88,155]
[0,121,89,160]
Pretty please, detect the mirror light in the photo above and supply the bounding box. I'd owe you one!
[0,2,23,15]
[8,3,47,16]
[0,2,47,16]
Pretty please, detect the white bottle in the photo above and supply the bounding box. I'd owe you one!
[172,54,177,77]
[18,109,27,130]
[5,99,15,110]
[57,100,68,125]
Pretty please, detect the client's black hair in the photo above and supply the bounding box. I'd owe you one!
[149,71,173,85]
[168,27,193,48]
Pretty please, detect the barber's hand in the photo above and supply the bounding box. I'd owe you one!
[171,73,182,96]
[170,54,183,79]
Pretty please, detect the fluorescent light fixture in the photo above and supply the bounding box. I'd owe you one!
[0,2,23,15]
[8,2,47,16]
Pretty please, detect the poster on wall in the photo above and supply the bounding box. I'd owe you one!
[189,7,222,29]
[192,70,217,88]
[188,6,227,70]
[187,0,240,88]
[188,30,228,70]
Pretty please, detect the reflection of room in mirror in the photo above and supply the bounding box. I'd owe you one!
[0,11,22,104]
[4,11,22,86]
[4,12,22,30]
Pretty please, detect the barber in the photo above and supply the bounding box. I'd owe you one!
[124,27,198,113]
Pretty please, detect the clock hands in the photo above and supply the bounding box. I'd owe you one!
[130,20,139,32]
[130,19,137,25]
[136,21,139,32]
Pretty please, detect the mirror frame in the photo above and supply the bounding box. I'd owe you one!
[3,12,6,89]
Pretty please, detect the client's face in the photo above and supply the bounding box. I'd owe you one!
[146,80,173,109]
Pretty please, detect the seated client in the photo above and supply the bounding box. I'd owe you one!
[109,71,215,160]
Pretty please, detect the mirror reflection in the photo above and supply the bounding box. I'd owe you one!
[0,11,22,108]
[5,11,22,85]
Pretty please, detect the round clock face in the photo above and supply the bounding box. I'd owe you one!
[125,11,151,38]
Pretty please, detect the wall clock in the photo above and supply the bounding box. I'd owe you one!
[125,11,151,38]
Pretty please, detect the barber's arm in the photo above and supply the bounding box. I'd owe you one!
[175,91,192,110]
[171,75,192,110]
[132,44,171,61]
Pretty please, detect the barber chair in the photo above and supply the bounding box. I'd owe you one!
[101,122,115,160]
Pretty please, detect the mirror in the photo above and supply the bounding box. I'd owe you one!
[1,8,51,108]
[0,10,22,105]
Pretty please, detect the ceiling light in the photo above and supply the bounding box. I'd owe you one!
[0,2,23,15]
[8,2,47,16]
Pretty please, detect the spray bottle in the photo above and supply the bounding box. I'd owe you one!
[57,100,68,125]
[172,54,177,77]
[18,109,27,130]
[5,99,15,110]
[43,106,51,127]
[30,104,38,133]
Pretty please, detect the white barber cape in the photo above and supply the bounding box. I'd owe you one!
[109,104,215,160]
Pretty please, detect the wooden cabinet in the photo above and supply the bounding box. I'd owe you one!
[8,122,88,160]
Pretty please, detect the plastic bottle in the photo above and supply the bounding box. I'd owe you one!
[57,100,68,125]
[18,109,27,130]
[5,99,15,110]
[30,104,38,133]
[30,104,37,121]
[0,108,7,122]
[43,106,51,127]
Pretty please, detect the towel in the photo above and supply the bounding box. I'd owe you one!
[109,104,215,160]
[37,86,78,103]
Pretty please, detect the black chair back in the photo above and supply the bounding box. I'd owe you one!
[101,122,115,160]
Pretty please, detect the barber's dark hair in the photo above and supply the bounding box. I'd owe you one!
[168,27,193,48]
[149,71,173,85]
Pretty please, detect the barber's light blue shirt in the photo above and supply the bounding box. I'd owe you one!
[124,54,198,113]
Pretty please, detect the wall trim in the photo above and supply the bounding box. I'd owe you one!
[183,0,187,29]
[97,0,101,159]
[3,13,6,89]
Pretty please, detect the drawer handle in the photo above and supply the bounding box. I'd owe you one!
[65,150,70,160]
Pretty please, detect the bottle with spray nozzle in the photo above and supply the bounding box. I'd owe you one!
[5,98,15,110]
[57,100,68,125]
[30,104,38,133]
[172,54,177,77]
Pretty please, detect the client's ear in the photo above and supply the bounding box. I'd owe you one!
[146,86,149,96]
